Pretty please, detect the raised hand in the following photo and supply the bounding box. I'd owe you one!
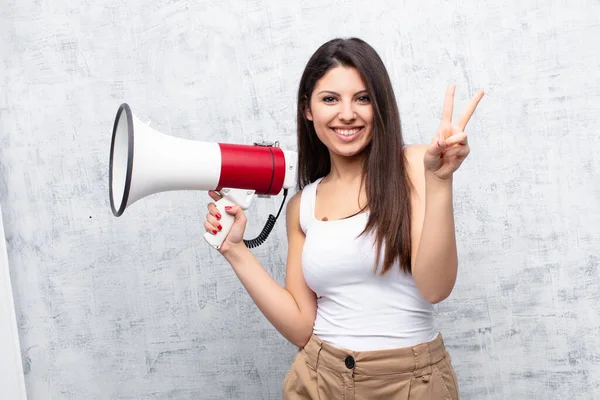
[423,84,484,180]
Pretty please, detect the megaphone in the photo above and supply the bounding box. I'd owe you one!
[109,103,297,249]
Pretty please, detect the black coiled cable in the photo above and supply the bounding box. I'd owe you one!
[243,188,289,249]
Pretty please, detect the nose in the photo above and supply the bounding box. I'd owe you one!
[338,102,356,122]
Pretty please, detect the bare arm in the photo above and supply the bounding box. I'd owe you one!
[407,84,484,304]
[406,144,458,304]
[217,191,317,347]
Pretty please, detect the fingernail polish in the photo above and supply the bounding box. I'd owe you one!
[225,206,232,210]
[212,229,218,234]
[216,213,221,219]
[217,224,222,231]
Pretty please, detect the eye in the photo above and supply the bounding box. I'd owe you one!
[323,96,337,103]
[356,95,371,103]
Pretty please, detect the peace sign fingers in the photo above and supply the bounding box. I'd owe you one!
[456,89,485,131]
[441,84,456,124]
[425,84,484,180]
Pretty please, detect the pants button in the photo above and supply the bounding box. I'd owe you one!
[344,355,355,369]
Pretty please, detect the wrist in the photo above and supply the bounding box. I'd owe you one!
[221,242,250,263]
[424,171,453,204]
[424,170,453,186]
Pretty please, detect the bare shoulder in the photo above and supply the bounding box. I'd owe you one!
[285,189,305,243]
[403,144,427,170]
[285,189,303,225]
[403,144,427,196]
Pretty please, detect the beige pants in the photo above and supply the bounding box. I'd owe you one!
[282,333,459,400]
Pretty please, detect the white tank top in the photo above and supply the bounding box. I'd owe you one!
[300,177,439,351]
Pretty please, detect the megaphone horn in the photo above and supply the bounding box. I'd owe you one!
[109,103,297,249]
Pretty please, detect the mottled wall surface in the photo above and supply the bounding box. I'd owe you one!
[1,0,599,399]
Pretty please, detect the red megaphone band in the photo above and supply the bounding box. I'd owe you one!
[216,143,287,195]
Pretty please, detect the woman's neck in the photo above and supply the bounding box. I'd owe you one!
[325,151,365,184]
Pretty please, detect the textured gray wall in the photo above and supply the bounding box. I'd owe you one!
[0,205,28,399]
[1,0,599,399]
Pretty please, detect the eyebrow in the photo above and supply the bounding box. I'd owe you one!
[316,89,368,96]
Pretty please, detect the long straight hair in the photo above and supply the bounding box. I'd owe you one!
[296,38,413,275]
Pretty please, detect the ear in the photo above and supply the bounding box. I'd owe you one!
[304,105,313,121]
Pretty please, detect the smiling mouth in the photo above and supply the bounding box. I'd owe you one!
[331,127,363,136]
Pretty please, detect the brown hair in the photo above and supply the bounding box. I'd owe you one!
[296,37,413,275]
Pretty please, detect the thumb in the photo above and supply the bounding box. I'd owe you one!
[429,134,449,157]
[224,204,239,214]
[225,205,246,221]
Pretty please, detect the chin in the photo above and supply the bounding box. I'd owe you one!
[331,144,368,159]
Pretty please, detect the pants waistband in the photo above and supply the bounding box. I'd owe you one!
[302,333,448,377]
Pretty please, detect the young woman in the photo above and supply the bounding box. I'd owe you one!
[204,38,484,399]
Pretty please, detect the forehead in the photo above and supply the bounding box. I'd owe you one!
[313,66,367,93]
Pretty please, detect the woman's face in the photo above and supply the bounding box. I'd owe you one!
[305,66,374,158]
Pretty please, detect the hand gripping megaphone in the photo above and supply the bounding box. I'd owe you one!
[109,103,297,249]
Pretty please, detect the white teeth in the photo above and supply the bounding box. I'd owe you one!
[333,128,361,136]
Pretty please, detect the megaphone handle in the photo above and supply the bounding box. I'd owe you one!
[203,197,237,249]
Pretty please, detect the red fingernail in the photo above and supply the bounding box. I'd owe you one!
[212,229,217,234]
[225,206,232,210]
[217,224,222,231]
[216,213,221,219]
